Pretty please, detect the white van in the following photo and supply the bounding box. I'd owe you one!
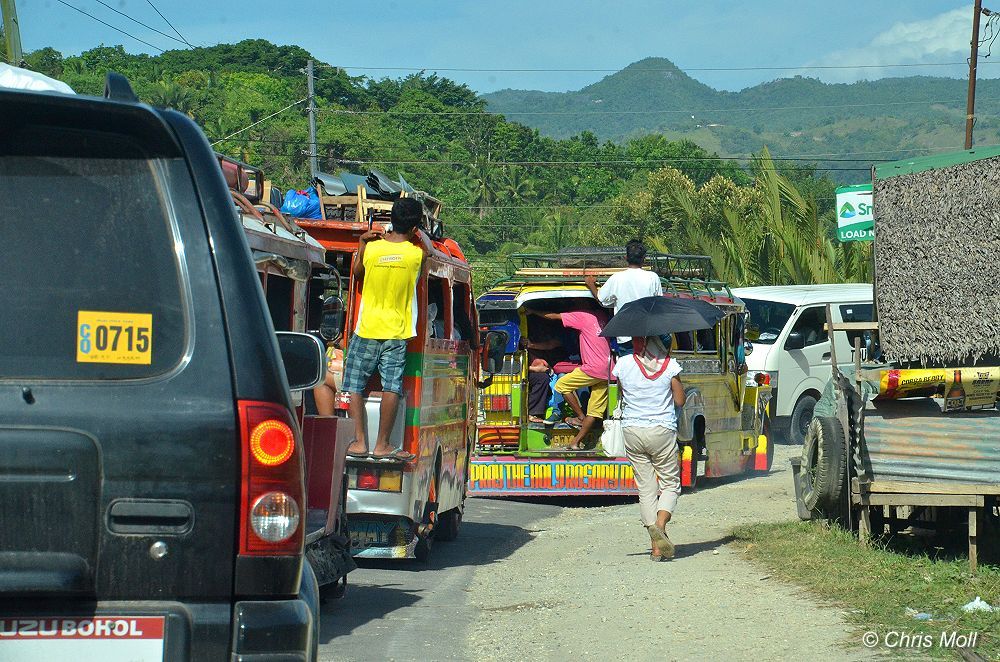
[732,284,874,445]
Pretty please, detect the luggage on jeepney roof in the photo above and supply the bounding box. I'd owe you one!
[280,186,322,219]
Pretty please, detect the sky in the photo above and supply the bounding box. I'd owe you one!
[13,0,1000,93]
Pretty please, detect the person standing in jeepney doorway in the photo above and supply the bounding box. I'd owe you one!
[585,239,662,355]
[343,198,431,460]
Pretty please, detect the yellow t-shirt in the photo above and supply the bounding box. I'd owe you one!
[355,238,423,340]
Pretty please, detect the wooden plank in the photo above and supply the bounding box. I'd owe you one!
[858,480,1000,496]
[859,506,872,546]
[858,493,983,507]
[969,508,979,572]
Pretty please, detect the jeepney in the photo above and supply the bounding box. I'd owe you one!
[471,251,773,497]
[294,171,492,560]
[220,155,355,593]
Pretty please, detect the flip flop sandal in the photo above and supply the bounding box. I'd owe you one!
[650,553,668,562]
[564,418,584,429]
[346,446,370,458]
[528,416,546,424]
[374,448,416,462]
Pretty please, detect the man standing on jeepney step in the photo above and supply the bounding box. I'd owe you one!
[524,303,612,451]
[343,198,431,460]
[585,239,662,353]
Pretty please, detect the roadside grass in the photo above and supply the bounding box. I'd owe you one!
[732,521,1000,659]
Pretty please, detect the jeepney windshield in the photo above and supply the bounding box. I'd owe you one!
[742,298,795,345]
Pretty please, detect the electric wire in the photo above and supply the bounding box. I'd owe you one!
[144,0,194,48]
[53,0,165,52]
[315,98,997,117]
[210,98,309,146]
[91,0,189,47]
[320,61,1000,74]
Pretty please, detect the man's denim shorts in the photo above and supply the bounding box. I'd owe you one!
[341,334,408,395]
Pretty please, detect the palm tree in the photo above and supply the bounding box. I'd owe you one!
[147,79,195,116]
[464,163,497,219]
[501,167,537,203]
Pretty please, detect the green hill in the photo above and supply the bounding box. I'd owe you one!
[483,57,1000,166]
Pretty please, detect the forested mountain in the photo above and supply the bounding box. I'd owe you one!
[15,41,870,287]
[484,57,1000,164]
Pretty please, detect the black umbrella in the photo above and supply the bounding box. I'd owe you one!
[599,295,725,338]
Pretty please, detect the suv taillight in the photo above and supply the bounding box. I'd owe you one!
[238,400,304,556]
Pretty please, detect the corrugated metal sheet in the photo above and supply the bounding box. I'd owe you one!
[874,144,1000,179]
[860,398,1000,484]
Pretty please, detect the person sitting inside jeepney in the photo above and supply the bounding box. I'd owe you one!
[313,338,344,417]
[343,198,431,459]
[523,318,570,425]
[524,301,612,450]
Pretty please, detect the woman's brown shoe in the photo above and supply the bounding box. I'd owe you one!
[647,524,675,559]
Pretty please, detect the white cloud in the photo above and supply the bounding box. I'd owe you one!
[804,6,974,83]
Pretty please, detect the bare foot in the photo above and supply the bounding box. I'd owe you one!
[347,439,369,456]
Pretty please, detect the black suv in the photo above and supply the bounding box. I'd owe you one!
[0,75,323,660]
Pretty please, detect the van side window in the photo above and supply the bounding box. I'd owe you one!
[790,306,829,347]
[839,303,874,347]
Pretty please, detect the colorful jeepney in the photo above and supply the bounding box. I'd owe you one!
[294,172,480,560]
[219,154,355,595]
[471,252,773,496]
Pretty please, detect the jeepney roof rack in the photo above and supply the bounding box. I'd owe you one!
[497,249,732,301]
[302,170,444,240]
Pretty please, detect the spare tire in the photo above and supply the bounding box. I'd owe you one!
[800,416,848,513]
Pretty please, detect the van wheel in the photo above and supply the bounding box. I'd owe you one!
[789,394,818,445]
[800,416,847,514]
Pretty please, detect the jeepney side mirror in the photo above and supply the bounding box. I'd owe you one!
[784,331,805,350]
[481,330,508,374]
[319,295,345,342]
[276,332,325,391]
[743,340,754,356]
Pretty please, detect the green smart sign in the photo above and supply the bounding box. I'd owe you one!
[836,184,874,242]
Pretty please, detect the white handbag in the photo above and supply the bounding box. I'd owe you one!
[601,403,627,458]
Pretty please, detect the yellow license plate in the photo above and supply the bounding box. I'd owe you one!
[77,311,153,365]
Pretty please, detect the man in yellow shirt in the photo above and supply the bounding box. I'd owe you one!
[343,198,430,459]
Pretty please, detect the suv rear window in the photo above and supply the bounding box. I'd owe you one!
[1,126,187,380]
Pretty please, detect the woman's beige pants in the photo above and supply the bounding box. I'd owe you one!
[623,425,681,526]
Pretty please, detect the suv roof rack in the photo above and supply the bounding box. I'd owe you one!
[497,250,732,301]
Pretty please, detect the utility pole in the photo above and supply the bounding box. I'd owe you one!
[306,59,319,178]
[965,0,993,149]
[1,0,24,66]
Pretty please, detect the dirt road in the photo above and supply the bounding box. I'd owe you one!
[467,445,872,661]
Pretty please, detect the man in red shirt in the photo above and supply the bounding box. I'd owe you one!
[524,303,612,450]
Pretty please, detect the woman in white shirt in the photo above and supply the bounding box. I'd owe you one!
[612,335,686,561]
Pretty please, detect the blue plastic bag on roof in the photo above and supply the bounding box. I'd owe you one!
[279,186,322,219]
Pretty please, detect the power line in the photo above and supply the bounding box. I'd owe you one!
[316,98,997,117]
[322,61,1000,74]
[205,137,948,160]
[210,98,309,146]
[144,0,194,48]
[91,0,188,47]
[53,0,165,52]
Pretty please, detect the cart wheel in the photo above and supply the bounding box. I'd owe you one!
[800,416,847,515]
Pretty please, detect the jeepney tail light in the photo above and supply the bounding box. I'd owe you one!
[754,372,771,386]
[357,467,379,490]
[238,400,304,556]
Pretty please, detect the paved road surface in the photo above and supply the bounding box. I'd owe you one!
[318,497,564,661]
